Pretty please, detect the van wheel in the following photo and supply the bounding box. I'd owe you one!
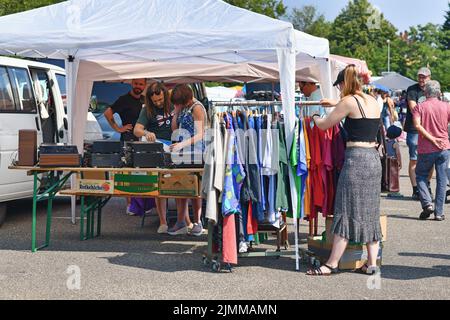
[0,203,7,227]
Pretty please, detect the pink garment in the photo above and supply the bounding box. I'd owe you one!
[321,128,335,216]
[413,98,450,154]
[222,215,238,265]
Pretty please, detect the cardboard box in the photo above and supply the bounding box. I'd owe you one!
[308,236,383,270]
[76,179,114,194]
[114,172,159,196]
[325,214,388,244]
[159,173,199,197]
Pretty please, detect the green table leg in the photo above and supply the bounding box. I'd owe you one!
[31,172,38,253]
[90,201,95,239]
[86,202,91,240]
[97,207,102,237]
[80,196,85,241]
[45,197,53,247]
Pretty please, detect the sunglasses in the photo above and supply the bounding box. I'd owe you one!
[149,89,162,96]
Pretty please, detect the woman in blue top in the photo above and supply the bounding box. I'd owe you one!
[168,84,207,236]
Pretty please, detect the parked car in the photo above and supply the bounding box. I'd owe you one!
[0,56,102,226]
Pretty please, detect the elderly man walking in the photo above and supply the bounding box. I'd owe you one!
[413,81,450,221]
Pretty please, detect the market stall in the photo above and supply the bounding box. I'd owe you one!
[0,0,299,234]
[0,0,340,271]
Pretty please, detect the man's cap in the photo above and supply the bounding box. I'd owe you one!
[333,69,345,87]
[418,67,431,77]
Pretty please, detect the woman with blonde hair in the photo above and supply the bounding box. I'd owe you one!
[307,65,383,276]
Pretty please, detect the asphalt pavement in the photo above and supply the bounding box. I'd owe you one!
[1,143,449,300]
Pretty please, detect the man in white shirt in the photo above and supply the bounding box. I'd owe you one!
[376,89,384,114]
[299,81,325,116]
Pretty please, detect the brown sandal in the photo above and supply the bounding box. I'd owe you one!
[306,264,339,276]
[356,264,377,275]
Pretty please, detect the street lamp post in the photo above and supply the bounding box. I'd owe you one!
[387,39,391,73]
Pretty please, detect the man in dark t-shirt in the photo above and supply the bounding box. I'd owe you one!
[404,68,431,199]
[104,79,146,142]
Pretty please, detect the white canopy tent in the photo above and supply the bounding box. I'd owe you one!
[0,0,331,269]
[373,73,416,91]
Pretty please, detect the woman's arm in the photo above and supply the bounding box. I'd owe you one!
[182,105,205,148]
[314,98,350,131]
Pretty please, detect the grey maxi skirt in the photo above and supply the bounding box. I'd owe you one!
[331,147,383,244]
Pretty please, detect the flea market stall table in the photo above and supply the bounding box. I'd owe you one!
[9,166,203,252]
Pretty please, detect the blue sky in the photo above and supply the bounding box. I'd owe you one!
[283,0,449,32]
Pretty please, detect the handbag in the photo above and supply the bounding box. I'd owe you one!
[387,157,400,193]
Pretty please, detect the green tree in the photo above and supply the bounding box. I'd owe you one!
[444,2,450,31]
[224,0,286,19]
[328,0,398,76]
[399,24,449,91]
[442,2,450,49]
[288,5,332,38]
[0,0,63,16]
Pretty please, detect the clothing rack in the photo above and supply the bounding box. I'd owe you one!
[206,100,323,272]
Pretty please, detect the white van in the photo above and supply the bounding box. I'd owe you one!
[0,56,102,226]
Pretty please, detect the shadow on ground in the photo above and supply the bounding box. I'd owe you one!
[380,264,450,280]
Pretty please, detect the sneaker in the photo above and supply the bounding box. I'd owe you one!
[239,241,248,253]
[126,206,138,216]
[167,222,188,236]
[145,208,156,215]
[187,223,194,232]
[189,223,204,237]
[419,205,434,220]
[435,215,445,221]
[157,224,168,234]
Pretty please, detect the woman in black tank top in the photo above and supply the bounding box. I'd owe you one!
[307,65,383,277]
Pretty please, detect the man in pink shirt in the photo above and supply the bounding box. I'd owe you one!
[413,81,450,221]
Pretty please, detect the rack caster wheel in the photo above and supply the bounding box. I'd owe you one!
[313,259,321,268]
[202,256,209,267]
[211,261,221,273]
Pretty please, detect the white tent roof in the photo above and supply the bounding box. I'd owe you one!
[0,0,295,62]
[373,73,417,91]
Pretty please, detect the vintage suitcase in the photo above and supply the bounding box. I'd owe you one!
[39,154,81,167]
[127,142,164,153]
[130,152,165,168]
[91,153,123,168]
[18,130,37,166]
[39,143,79,155]
[92,140,122,154]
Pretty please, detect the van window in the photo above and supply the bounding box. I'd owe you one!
[55,73,67,113]
[9,67,37,113]
[0,67,16,112]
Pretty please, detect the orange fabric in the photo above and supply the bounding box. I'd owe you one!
[246,201,258,235]
[222,215,237,265]
[302,119,312,217]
